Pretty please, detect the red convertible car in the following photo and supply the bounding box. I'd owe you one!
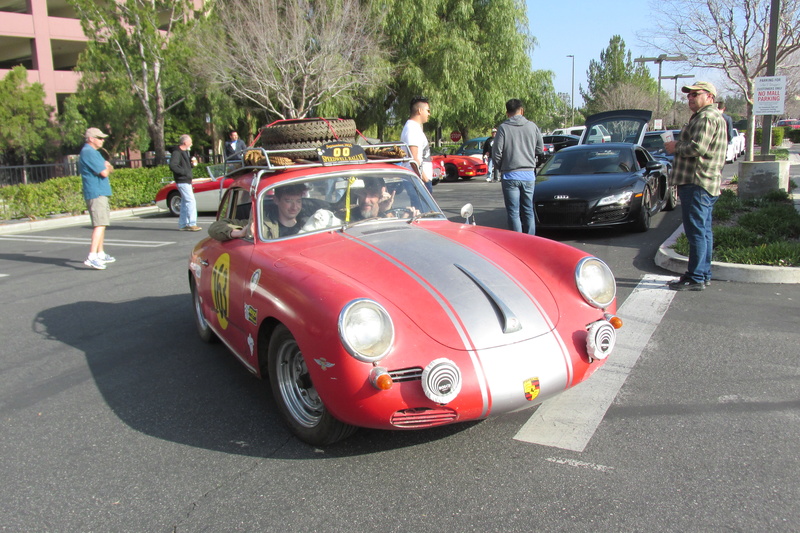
[188,133,621,446]
[432,153,488,181]
[155,164,236,216]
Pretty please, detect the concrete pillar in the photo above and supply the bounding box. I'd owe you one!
[737,160,791,200]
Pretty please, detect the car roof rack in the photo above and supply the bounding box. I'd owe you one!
[231,141,418,199]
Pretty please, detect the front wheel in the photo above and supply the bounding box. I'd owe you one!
[267,325,357,446]
[191,278,217,343]
[632,186,652,232]
[664,183,678,211]
[168,191,181,217]
[444,164,459,182]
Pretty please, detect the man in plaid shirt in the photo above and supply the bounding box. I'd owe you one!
[664,81,728,291]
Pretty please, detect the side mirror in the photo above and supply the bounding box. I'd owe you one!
[645,160,663,173]
[460,203,475,225]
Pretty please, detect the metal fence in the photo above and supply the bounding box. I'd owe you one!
[0,161,81,187]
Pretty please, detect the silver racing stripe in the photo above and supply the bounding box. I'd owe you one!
[343,226,574,412]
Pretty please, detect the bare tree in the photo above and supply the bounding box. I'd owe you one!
[643,0,800,158]
[593,81,659,115]
[193,0,389,120]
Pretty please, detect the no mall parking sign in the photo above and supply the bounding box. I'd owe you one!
[753,76,786,115]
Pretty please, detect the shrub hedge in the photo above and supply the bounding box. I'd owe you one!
[0,164,211,220]
[671,189,800,266]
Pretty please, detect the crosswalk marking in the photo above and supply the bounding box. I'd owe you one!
[0,235,175,247]
[514,274,676,451]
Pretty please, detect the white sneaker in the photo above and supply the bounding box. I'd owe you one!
[84,257,107,270]
[98,253,116,263]
[485,177,492,182]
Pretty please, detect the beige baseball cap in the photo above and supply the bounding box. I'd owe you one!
[85,127,108,139]
[681,81,717,97]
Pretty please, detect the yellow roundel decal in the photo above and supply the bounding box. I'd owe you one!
[212,253,231,329]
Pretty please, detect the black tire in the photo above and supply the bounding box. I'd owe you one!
[444,164,459,182]
[191,278,217,343]
[664,183,678,211]
[267,324,357,446]
[168,191,181,217]
[632,186,652,233]
[260,119,357,145]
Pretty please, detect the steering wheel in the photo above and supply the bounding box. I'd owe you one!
[384,207,413,219]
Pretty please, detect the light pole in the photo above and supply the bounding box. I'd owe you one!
[567,54,575,126]
[659,74,693,127]
[634,54,687,125]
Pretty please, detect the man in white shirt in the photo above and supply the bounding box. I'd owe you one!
[400,97,433,193]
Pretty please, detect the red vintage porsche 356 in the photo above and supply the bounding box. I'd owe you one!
[188,119,622,445]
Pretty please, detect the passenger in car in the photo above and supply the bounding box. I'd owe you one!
[263,183,309,238]
[208,183,308,241]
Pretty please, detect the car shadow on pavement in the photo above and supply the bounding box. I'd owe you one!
[32,295,474,458]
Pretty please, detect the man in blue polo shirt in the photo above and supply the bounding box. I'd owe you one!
[79,127,115,270]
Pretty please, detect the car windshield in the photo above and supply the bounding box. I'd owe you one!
[538,148,634,176]
[257,170,444,240]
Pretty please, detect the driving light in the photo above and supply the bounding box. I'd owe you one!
[575,257,616,309]
[597,190,633,206]
[421,358,462,404]
[586,320,616,361]
[339,299,394,362]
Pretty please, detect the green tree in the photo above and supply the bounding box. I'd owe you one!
[62,69,151,158]
[354,0,557,142]
[67,0,202,165]
[581,35,657,116]
[0,66,59,173]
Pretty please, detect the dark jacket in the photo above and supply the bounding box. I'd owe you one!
[224,139,247,161]
[169,148,193,184]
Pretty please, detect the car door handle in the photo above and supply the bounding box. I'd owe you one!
[198,259,209,266]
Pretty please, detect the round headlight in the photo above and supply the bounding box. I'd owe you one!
[575,257,616,309]
[339,299,394,362]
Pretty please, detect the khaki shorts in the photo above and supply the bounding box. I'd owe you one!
[87,196,110,227]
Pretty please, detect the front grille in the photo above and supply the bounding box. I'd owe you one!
[388,367,422,382]
[592,205,629,223]
[536,200,588,225]
[390,407,458,427]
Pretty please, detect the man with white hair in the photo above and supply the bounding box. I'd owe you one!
[169,134,200,231]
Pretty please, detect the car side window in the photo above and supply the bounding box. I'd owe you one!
[635,148,649,169]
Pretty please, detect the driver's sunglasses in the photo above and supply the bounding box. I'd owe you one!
[687,91,706,98]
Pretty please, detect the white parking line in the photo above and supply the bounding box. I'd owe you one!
[514,274,676,451]
[0,235,175,247]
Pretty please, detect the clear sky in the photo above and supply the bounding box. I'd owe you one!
[525,1,696,107]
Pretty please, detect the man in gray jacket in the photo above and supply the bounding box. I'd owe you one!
[492,99,544,234]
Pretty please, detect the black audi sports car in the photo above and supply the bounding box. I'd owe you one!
[534,110,677,232]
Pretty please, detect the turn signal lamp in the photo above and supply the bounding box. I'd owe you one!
[370,367,393,391]
[605,313,623,329]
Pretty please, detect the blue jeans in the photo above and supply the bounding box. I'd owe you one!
[678,184,718,283]
[502,179,535,234]
[177,182,197,228]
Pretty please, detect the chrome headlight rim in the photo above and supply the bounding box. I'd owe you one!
[338,298,394,363]
[575,257,616,309]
